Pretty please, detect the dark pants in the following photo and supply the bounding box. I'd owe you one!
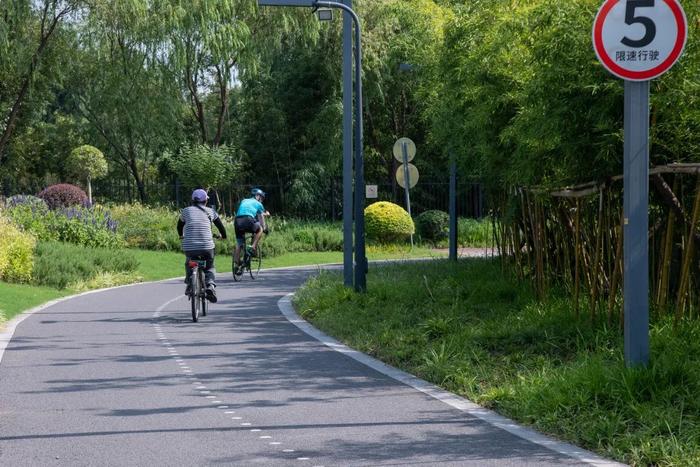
[184,249,216,287]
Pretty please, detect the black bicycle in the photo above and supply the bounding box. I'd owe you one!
[232,236,263,281]
[187,257,208,322]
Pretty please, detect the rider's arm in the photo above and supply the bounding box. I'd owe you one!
[257,212,267,232]
[177,219,185,237]
[213,217,227,239]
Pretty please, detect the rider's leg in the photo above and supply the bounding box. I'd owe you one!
[203,250,217,302]
[251,224,263,252]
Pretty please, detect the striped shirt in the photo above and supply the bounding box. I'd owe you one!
[180,206,218,251]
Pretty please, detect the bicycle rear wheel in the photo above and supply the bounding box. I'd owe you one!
[191,268,200,322]
[232,253,242,282]
[200,270,207,316]
[249,244,262,279]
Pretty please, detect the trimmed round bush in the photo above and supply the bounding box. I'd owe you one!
[365,201,415,242]
[38,184,88,210]
[415,210,449,242]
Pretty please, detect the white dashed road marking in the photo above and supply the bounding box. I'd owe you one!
[153,295,314,464]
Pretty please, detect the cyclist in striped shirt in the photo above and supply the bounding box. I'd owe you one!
[177,189,228,303]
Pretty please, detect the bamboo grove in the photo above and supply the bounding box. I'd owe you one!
[494,164,700,324]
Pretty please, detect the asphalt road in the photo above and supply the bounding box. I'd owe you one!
[0,267,621,466]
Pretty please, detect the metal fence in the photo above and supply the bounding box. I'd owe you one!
[91,176,486,219]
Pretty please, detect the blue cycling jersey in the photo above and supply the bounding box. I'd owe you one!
[236,198,264,218]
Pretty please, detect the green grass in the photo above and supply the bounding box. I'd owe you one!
[293,259,700,466]
[0,282,70,324]
[0,243,442,326]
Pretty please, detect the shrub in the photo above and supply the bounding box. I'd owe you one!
[33,241,138,289]
[415,210,449,242]
[364,201,414,242]
[53,205,123,248]
[5,195,47,210]
[4,202,58,242]
[37,183,88,210]
[0,216,36,283]
[109,204,181,251]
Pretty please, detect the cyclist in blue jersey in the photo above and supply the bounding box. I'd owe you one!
[234,188,268,276]
[178,189,228,302]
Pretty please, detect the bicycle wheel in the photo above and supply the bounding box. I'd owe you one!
[191,268,200,322]
[232,252,242,282]
[249,244,262,279]
[200,270,207,317]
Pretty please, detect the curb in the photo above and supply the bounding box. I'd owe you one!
[277,293,627,467]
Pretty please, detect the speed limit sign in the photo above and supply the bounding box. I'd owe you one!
[593,0,688,81]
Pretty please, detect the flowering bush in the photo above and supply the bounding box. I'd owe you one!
[5,195,47,210]
[0,215,35,283]
[37,184,88,210]
[4,201,122,248]
[52,206,123,248]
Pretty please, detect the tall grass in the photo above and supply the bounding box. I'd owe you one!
[293,259,700,466]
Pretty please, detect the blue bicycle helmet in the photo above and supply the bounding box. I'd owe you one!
[251,188,266,199]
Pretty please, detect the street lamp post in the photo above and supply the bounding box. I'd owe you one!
[258,0,367,291]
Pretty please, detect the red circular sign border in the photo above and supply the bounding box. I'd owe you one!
[593,0,687,81]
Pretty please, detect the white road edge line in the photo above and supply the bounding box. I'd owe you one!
[277,293,626,467]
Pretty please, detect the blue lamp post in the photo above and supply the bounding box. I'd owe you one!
[258,0,367,291]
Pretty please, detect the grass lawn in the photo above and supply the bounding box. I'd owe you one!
[0,283,70,325]
[293,258,700,466]
[0,245,444,325]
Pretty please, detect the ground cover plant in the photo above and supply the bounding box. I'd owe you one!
[32,241,139,289]
[293,259,700,466]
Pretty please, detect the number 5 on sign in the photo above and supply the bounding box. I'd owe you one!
[593,0,687,81]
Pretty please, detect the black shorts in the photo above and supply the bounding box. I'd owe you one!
[234,216,261,244]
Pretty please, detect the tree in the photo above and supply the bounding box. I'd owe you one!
[166,144,243,207]
[0,0,81,162]
[66,144,108,204]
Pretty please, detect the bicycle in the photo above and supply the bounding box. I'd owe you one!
[232,234,263,281]
[187,256,208,322]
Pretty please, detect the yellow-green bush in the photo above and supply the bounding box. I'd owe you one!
[364,201,414,242]
[0,216,36,283]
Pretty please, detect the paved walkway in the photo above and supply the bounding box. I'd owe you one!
[0,267,622,466]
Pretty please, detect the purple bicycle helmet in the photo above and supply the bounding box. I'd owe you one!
[192,189,208,202]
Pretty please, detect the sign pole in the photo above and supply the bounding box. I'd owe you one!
[623,79,650,367]
[402,142,413,248]
[449,154,457,261]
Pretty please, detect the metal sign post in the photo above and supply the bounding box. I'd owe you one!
[592,0,687,367]
[402,142,414,248]
[623,79,650,366]
[449,155,457,261]
[393,137,418,248]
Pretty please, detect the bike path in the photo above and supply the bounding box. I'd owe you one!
[0,267,622,466]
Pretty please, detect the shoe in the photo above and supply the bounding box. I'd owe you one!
[185,284,193,296]
[235,265,243,276]
[205,285,217,303]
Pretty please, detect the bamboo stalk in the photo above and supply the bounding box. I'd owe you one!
[574,198,581,318]
[609,211,624,326]
[590,188,604,321]
[675,175,700,322]
[657,179,678,308]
